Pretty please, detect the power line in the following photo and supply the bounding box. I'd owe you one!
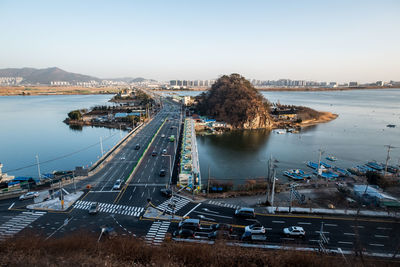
[4,132,119,173]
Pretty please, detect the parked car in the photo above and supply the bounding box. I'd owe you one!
[151,151,157,157]
[135,144,140,150]
[88,202,99,215]
[161,134,166,138]
[113,179,123,190]
[178,218,200,231]
[245,223,265,234]
[159,169,166,177]
[160,188,172,197]
[210,223,233,233]
[162,149,167,155]
[208,230,231,240]
[234,207,255,218]
[283,226,305,237]
[19,191,39,201]
[173,229,195,239]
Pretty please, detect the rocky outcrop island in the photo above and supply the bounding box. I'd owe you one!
[194,74,337,130]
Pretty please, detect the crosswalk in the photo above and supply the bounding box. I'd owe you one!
[157,196,190,213]
[145,221,171,245]
[0,211,46,240]
[207,200,241,210]
[74,201,144,217]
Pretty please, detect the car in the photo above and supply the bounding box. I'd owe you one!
[113,179,123,190]
[160,188,172,197]
[134,144,140,150]
[19,191,39,201]
[210,223,233,233]
[162,149,167,154]
[234,207,255,218]
[161,134,165,138]
[159,169,166,177]
[173,229,195,239]
[208,230,231,240]
[283,226,305,238]
[170,126,174,129]
[120,156,126,160]
[151,151,157,156]
[178,218,200,231]
[88,202,99,215]
[244,223,265,234]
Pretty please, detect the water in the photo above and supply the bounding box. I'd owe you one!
[172,89,400,184]
[0,95,126,178]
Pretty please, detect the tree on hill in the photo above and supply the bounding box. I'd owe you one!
[195,74,272,129]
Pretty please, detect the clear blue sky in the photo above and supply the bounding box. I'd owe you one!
[1,0,399,82]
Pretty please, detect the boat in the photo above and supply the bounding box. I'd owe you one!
[353,165,375,175]
[275,130,286,134]
[332,166,351,177]
[313,169,339,179]
[365,161,384,171]
[386,165,399,174]
[386,124,396,128]
[306,161,331,170]
[325,156,337,162]
[283,169,311,180]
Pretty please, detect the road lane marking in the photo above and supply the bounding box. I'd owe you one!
[315,231,329,234]
[193,210,232,219]
[141,192,145,198]
[272,221,285,223]
[351,225,364,228]
[343,233,355,236]
[281,237,294,240]
[324,224,338,227]
[374,235,389,238]
[338,241,353,245]
[369,243,384,247]
[8,203,15,210]
[377,227,392,230]
[298,222,311,225]
[183,203,201,218]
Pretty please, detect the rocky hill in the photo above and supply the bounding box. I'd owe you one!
[195,74,273,129]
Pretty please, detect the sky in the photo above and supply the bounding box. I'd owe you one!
[0,0,399,82]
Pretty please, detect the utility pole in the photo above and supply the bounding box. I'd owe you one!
[35,155,41,180]
[270,169,276,213]
[207,165,211,196]
[72,171,77,194]
[100,137,104,156]
[266,155,272,204]
[317,149,324,177]
[59,179,64,210]
[289,184,293,213]
[384,145,396,177]
[119,124,122,139]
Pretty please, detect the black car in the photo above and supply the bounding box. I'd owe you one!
[160,188,172,197]
[210,223,233,233]
[173,229,194,239]
[159,169,166,176]
[151,151,157,156]
[208,230,231,240]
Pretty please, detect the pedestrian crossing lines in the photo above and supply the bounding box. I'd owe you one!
[74,201,144,217]
[0,211,46,240]
[157,196,190,213]
[207,200,241,210]
[145,221,171,245]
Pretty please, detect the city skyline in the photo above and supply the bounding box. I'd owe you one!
[0,0,399,82]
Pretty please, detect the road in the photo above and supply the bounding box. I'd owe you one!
[0,96,399,259]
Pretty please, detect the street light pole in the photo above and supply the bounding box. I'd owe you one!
[162,154,172,187]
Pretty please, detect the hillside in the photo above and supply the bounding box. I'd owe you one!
[0,67,100,84]
[195,74,273,129]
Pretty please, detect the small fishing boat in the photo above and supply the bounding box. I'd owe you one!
[283,169,311,180]
[325,156,337,162]
[306,161,331,170]
[365,161,384,171]
[332,166,351,177]
[314,169,339,179]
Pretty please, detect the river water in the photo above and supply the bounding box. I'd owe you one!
[0,95,126,178]
[1,90,399,184]
[169,89,400,184]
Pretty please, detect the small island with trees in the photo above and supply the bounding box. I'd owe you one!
[193,74,337,133]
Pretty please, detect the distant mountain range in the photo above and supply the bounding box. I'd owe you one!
[0,67,156,85]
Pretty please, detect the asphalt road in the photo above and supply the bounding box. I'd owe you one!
[1,97,399,259]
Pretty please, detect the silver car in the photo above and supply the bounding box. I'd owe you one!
[19,191,39,201]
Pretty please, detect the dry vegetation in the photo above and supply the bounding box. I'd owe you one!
[0,233,396,266]
[0,86,120,96]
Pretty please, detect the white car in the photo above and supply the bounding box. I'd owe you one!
[244,223,265,234]
[161,134,165,138]
[19,191,39,201]
[113,179,123,190]
[283,226,305,237]
[162,149,167,154]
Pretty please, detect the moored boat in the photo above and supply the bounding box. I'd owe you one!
[306,161,331,169]
[365,161,384,171]
[283,169,311,180]
[325,156,337,162]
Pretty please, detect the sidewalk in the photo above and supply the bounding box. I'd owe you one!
[27,191,83,211]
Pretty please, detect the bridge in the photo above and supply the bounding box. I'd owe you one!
[0,95,399,260]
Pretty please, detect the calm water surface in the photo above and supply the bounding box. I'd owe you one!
[0,95,126,177]
[171,89,400,184]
